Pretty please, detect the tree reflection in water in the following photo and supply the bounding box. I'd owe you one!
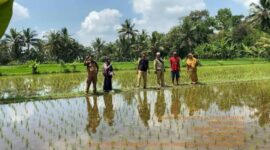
[0,80,270,149]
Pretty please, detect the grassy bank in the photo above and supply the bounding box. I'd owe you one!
[0,58,269,76]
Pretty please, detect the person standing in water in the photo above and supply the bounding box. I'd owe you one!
[169,51,181,85]
[84,55,99,94]
[154,52,165,88]
[186,53,199,84]
[103,57,114,92]
[137,53,149,89]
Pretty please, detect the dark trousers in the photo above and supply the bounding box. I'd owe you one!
[103,76,112,92]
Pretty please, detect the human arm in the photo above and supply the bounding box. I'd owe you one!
[169,58,173,70]
[137,59,141,74]
[153,60,157,73]
[84,56,90,66]
[95,62,99,73]
[178,57,181,71]
[147,60,150,74]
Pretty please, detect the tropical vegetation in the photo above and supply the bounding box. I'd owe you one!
[0,0,270,65]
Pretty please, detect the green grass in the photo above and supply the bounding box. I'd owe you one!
[0,58,269,76]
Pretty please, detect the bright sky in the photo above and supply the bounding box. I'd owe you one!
[8,0,259,45]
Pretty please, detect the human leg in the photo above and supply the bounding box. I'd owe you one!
[93,75,97,93]
[137,71,142,87]
[160,71,165,87]
[85,78,91,94]
[142,71,147,89]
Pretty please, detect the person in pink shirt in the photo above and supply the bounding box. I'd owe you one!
[169,51,181,85]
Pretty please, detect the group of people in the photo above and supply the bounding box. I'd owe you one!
[84,52,199,94]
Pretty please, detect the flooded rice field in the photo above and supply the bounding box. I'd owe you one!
[0,80,270,150]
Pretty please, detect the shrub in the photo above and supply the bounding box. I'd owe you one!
[26,60,39,74]
[44,60,58,64]
[72,62,78,72]
[7,60,21,65]
[59,59,71,73]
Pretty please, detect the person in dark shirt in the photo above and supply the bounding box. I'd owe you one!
[103,57,114,92]
[137,53,150,89]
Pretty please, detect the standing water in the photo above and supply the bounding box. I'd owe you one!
[0,80,270,150]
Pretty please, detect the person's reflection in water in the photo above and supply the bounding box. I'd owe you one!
[86,96,101,135]
[171,88,181,119]
[103,93,114,126]
[137,91,150,127]
[155,89,166,122]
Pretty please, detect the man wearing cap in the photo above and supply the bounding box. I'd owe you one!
[169,51,181,85]
[84,55,99,94]
[154,52,165,87]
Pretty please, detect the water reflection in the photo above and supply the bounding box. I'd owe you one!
[0,80,270,149]
[171,88,181,119]
[137,91,150,127]
[155,89,166,123]
[103,94,114,126]
[86,96,101,135]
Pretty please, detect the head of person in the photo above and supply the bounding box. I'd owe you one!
[105,56,111,64]
[88,55,94,61]
[141,53,147,59]
[173,51,177,57]
[156,52,161,59]
[187,53,193,59]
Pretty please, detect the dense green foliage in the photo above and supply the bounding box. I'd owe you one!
[0,0,13,38]
[0,59,268,76]
[0,1,270,65]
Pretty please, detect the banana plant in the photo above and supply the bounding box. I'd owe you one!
[0,0,13,38]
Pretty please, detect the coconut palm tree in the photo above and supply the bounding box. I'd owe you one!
[22,28,40,52]
[92,38,105,60]
[116,36,129,60]
[59,27,70,45]
[118,19,138,39]
[45,31,61,61]
[150,31,164,57]
[132,30,149,57]
[247,0,270,32]
[118,19,139,59]
[4,28,24,61]
[179,17,198,53]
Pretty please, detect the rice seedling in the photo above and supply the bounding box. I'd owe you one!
[0,80,269,149]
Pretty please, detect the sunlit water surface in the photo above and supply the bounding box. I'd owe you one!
[0,80,270,150]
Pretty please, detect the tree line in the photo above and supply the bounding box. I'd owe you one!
[0,0,269,65]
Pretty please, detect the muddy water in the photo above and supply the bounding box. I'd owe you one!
[0,80,270,150]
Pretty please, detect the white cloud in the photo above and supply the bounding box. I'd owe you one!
[13,2,30,21]
[233,0,260,8]
[77,9,122,46]
[132,0,206,33]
